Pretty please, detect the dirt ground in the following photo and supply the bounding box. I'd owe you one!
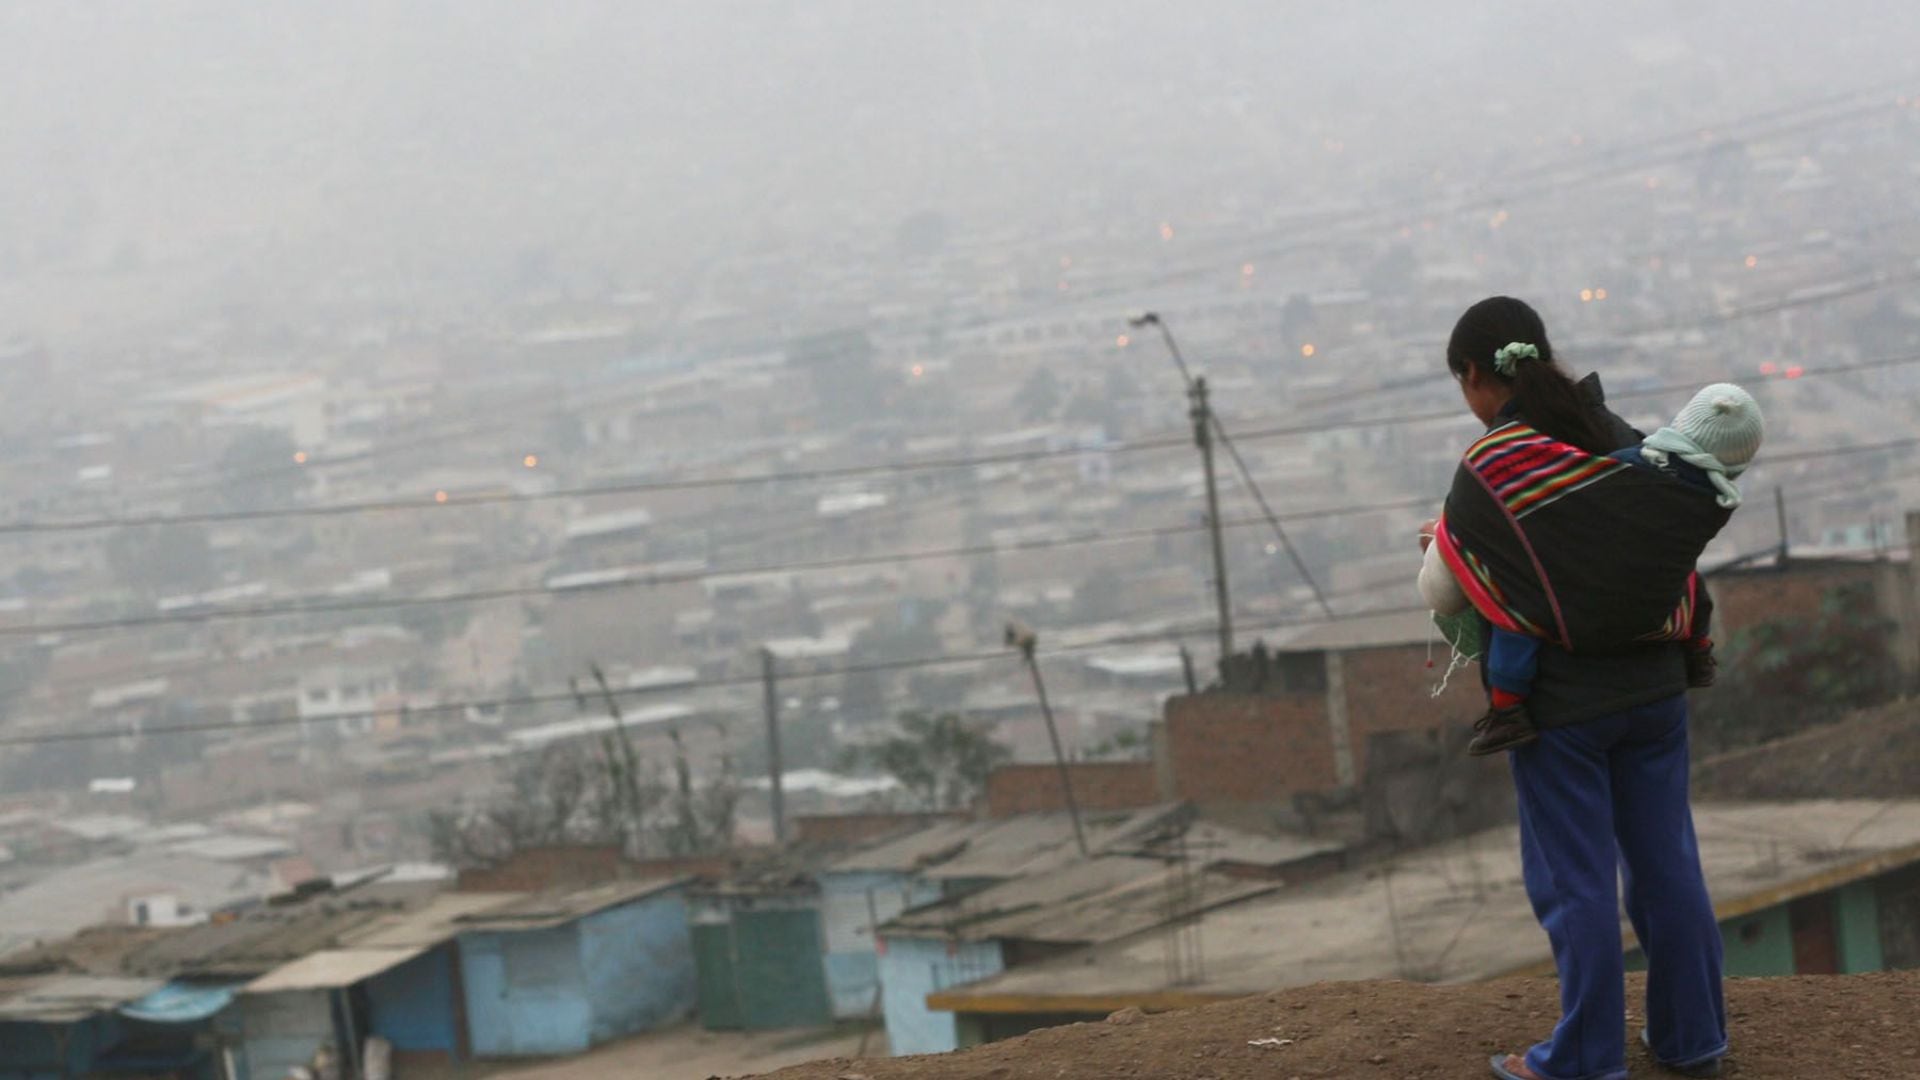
[743,972,1920,1080]
[407,1023,871,1080]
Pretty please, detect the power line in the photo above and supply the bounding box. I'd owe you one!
[1209,415,1332,617]
[11,304,1920,538]
[7,413,1912,641]
[0,510,1364,639]
[0,603,1434,750]
[34,442,1911,753]
[45,81,1920,511]
[0,434,1189,536]
[14,440,1920,748]
[8,423,1913,645]
[140,374,700,498]
[1011,80,1916,317]
[1233,348,1920,444]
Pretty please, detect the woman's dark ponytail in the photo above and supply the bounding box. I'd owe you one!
[1446,296,1613,454]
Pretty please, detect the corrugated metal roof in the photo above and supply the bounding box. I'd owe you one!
[339,893,519,949]
[0,974,163,1022]
[0,925,178,977]
[1135,821,1347,870]
[924,806,1185,881]
[827,819,982,874]
[823,807,1192,883]
[118,895,426,979]
[886,855,1276,944]
[243,948,425,993]
[927,800,1920,1012]
[454,879,684,932]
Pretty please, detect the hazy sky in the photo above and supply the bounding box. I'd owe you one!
[3,2,1917,341]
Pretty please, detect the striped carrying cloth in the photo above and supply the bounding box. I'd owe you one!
[1432,422,1730,652]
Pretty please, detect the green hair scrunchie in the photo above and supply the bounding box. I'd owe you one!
[1492,341,1540,377]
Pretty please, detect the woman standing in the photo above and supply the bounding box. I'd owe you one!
[1438,297,1728,1080]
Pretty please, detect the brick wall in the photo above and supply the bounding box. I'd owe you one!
[791,811,969,847]
[1707,560,1889,639]
[1140,551,1920,811]
[1340,644,1484,778]
[983,762,1161,818]
[1161,691,1339,805]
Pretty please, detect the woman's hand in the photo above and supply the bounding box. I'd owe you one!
[1418,518,1439,553]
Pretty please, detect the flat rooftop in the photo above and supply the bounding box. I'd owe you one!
[929,800,1920,1014]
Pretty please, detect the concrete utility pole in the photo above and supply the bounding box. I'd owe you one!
[1190,375,1235,661]
[760,647,786,844]
[1006,622,1089,857]
[1132,312,1234,661]
[1775,487,1791,566]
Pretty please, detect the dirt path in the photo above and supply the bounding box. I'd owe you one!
[743,972,1920,1079]
[457,1023,869,1080]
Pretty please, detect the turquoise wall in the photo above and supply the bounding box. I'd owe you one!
[1633,876,1891,978]
[579,889,697,1042]
[877,935,1003,1056]
[1719,905,1794,976]
[817,870,944,1020]
[462,891,695,1056]
[365,944,460,1055]
[1835,881,1884,973]
[460,926,592,1057]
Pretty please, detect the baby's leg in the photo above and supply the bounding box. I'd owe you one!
[1486,628,1543,708]
[1470,629,1543,757]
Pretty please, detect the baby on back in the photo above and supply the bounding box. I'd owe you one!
[1422,382,1764,755]
[1613,383,1764,510]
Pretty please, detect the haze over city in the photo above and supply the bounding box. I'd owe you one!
[1,5,1919,1078]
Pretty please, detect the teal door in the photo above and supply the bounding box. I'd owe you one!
[733,909,833,1030]
[693,923,745,1030]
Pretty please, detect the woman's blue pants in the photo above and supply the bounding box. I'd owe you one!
[1510,693,1728,1080]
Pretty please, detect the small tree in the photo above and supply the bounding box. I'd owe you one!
[427,726,739,866]
[1691,581,1902,755]
[845,711,1010,811]
[429,744,630,865]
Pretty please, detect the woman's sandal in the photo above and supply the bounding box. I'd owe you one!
[1489,1053,1548,1080]
[1640,1030,1725,1078]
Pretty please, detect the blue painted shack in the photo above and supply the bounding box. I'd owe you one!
[690,811,1180,1038]
[453,879,696,1058]
[109,981,242,1080]
[868,807,1196,1056]
[876,935,1005,1056]
[0,973,208,1080]
[228,891,509,1078]
[812,821,986,1021]
[688,879,834,1032]
[235,947,448,1078]
[688,822,974,1032]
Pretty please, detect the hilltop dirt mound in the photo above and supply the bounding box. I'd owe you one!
[742,972,1920,1080]
[1694,698,1920,800]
